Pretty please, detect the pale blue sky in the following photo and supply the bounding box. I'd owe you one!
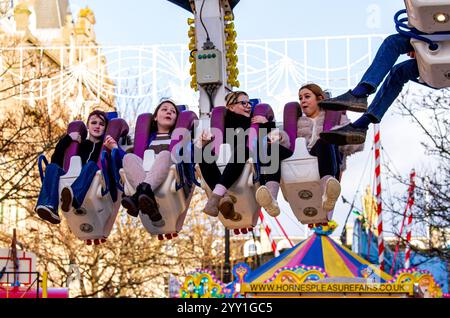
[67,0,427,241]
[70,0,405,44]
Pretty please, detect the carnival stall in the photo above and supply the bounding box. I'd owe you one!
[180,223,443,298]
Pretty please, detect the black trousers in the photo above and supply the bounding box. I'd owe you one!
[200,143,293,191]
[309,139,340,180]
[200,143,250,190]
[259,143,293,184]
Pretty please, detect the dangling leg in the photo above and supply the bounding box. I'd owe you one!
[68,161,100,209]
[256,181,281,217]
[310,140,341,216]
[202,161,245,221]
[319,34,414,112]
[143,150,172,190]
[121,154,146,217]
[256,144,293,217]
[215,146,251,221]
[35,163,65,224]
[137,151,173,227]
[199,160,223,217]
[198,143,247,220]
[137,182,165,227]
[320,59,419,145]
[321,175,341,213]
[216,160,246,221]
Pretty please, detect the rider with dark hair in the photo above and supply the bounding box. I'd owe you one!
[36,110,109,224]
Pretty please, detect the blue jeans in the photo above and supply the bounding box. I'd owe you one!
[70,161,100,209]
[36,163,65,211]
[360,34,420,122]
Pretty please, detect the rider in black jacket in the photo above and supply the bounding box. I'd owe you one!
[35,110,108,224]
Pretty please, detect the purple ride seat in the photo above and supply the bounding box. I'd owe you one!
[63,118,129,172]
[198,104,275,233]
[132,110,199,159]
[59,118,129,243]
[283,102,343,153]
[123,110,198,240]
[133,113,153,160]
[63,121,88,172]
[280,102,344,225]
[210,104,274,154]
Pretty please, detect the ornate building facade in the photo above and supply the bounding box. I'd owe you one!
[0,0,115,236]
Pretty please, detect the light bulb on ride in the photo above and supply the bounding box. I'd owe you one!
[433,12,449,23]
[188,27,195,37]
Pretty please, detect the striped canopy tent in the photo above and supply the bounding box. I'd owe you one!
[244,233,393,284]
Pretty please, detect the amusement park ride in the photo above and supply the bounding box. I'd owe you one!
[3,0,449,298]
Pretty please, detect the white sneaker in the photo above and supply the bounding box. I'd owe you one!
[256,186,280,217]
[322,177,341,212]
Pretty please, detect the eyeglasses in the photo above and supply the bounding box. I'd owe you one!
[235,100,251,107]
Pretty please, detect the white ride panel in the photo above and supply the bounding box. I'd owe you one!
[59,156,121,241]
[120,150,193,237]
[280,138,328,224]
[198,143,260,230]
[411,37,450,88]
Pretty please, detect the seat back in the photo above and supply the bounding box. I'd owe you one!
[102,118,130,152]
[134,106,196,159]
[169,110,199,154]
[283,102,302,152]
[62,118,129,171]
[133,113,154,159]
[63,121,87,172]
[203,104,276,231]
[210,104,274,154]
[323,109,345,131]
[210,106,227,155]
[249,103,274,152]
[282,102,344,151]
[99,118,130,200]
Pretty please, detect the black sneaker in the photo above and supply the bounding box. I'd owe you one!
[320,124,367,145]
[60,187,73,212]
[121,193,139,217]
[137,183,165,228]
[318,90,368,113]
[218,194,242,222]
[35,205,61,224]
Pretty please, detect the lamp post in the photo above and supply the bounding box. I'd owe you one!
[223,228,231,283]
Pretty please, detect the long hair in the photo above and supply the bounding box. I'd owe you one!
[224,91,249,108]
[299,83,326,101]
[149,99,180,135]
